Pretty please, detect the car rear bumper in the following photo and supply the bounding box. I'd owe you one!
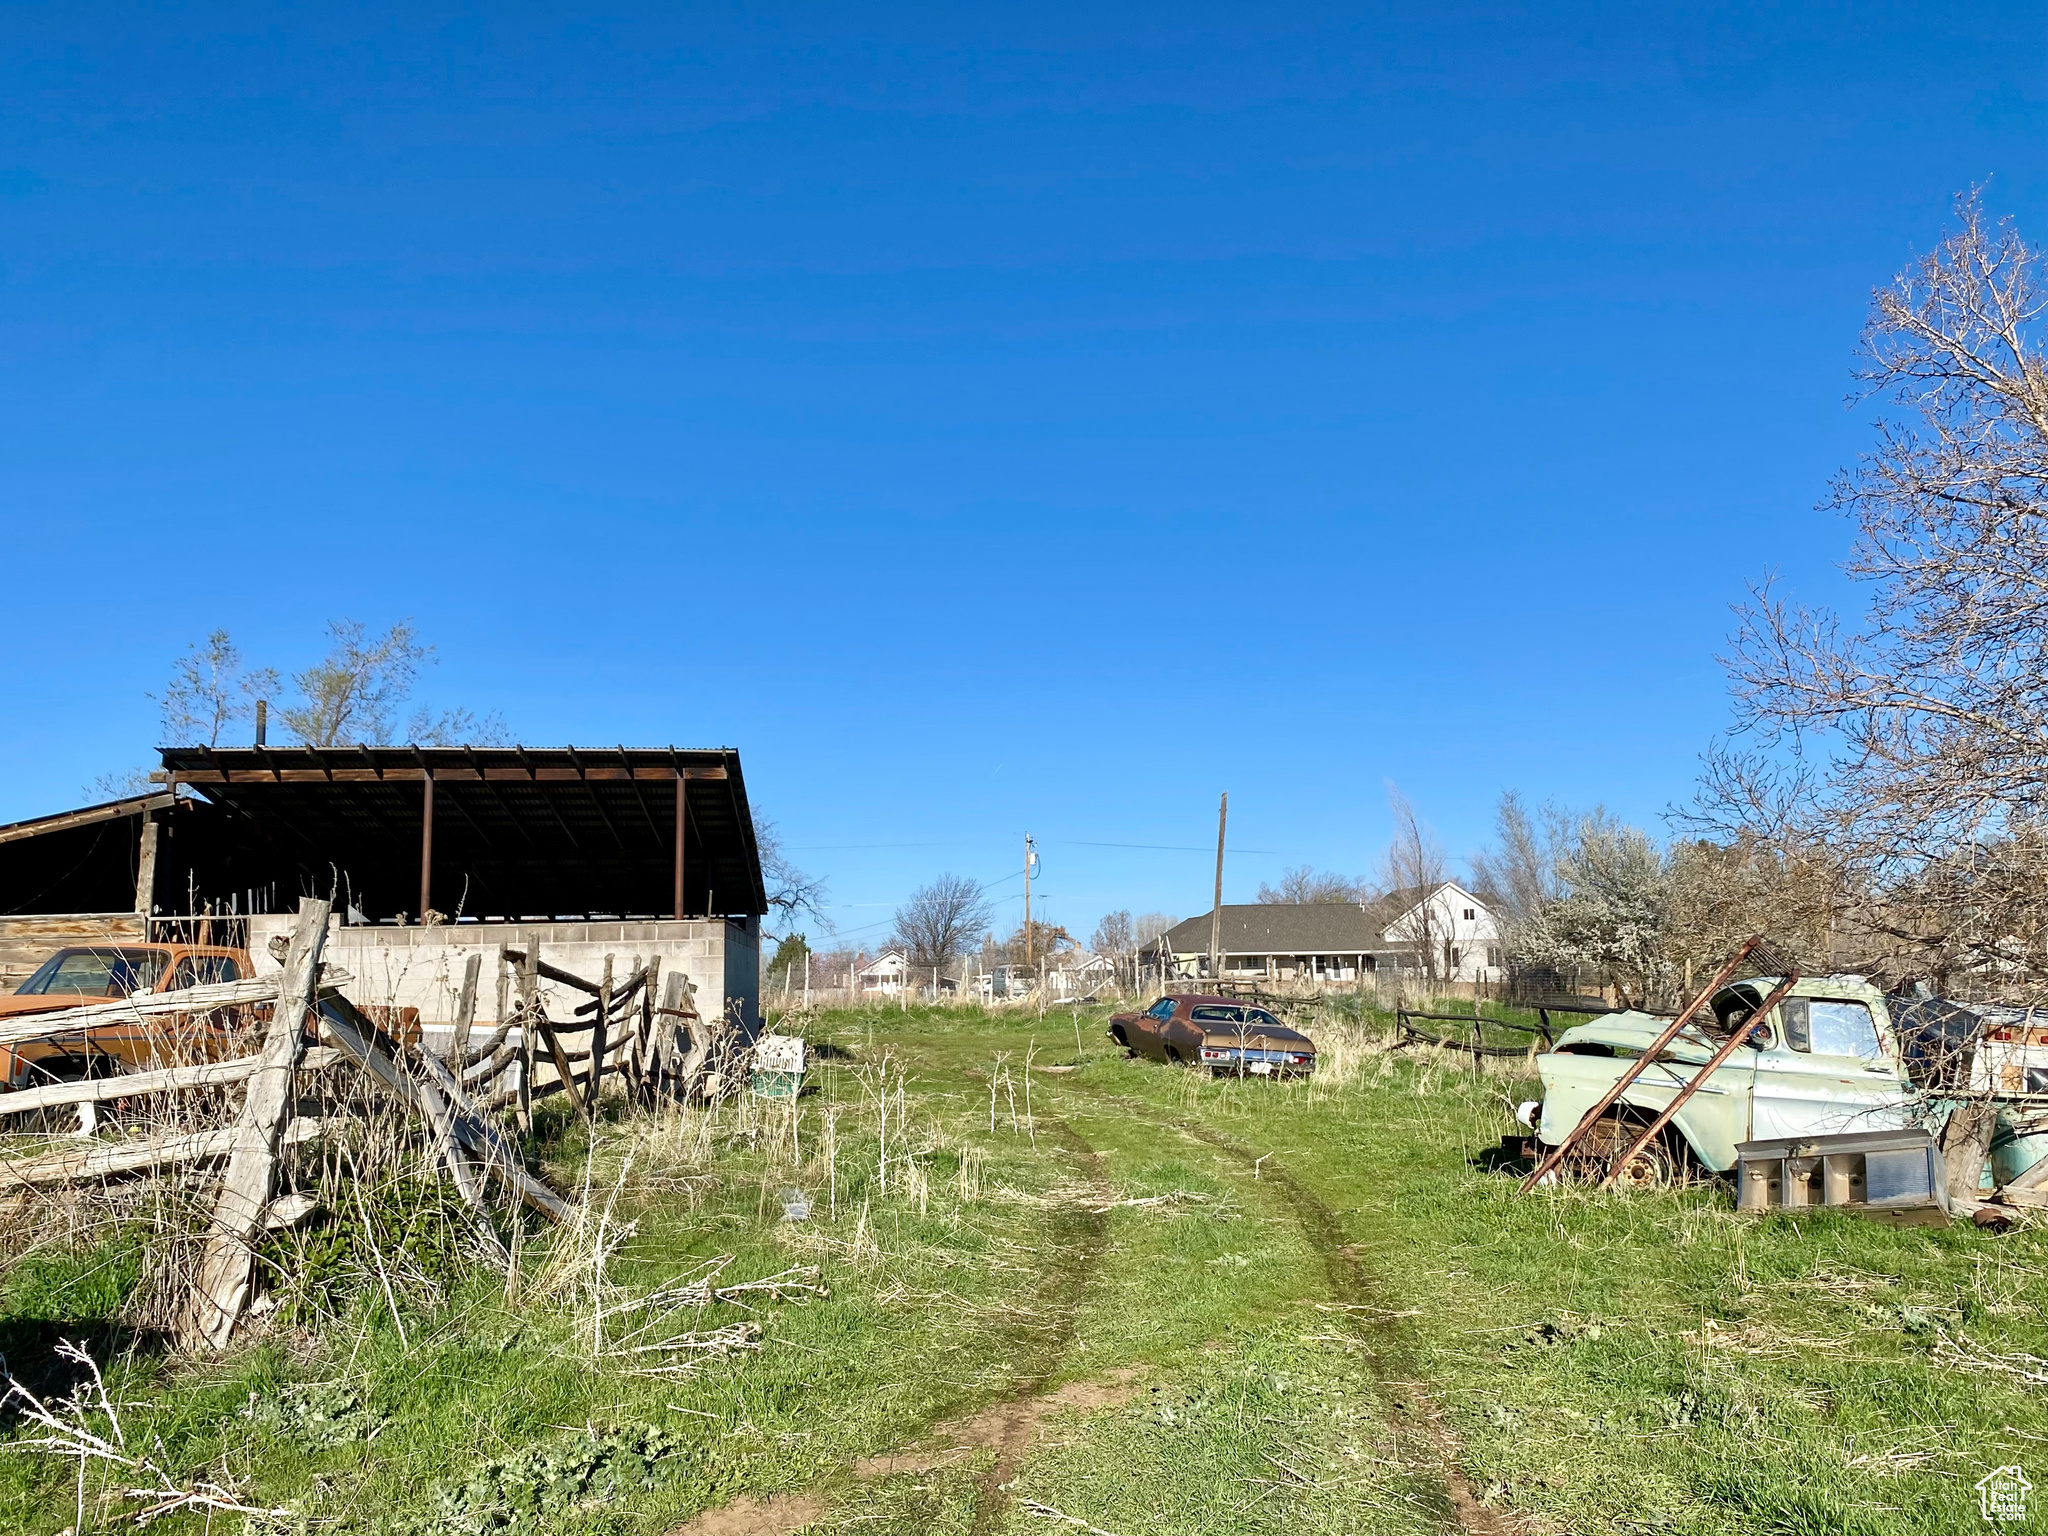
[1201,1046,1314,1076]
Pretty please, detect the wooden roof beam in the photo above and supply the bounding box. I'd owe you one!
[565,745,629,854]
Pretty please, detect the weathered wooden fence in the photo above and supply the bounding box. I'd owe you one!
[0,900,750,1353]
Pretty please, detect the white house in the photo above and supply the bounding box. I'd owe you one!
[1377,881,1503,984]
[857,949,910,995]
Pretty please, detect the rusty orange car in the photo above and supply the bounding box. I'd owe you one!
[1107,994,1317,1078]
[0,943,256,1089]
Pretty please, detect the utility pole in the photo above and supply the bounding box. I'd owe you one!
[1023,833,1036,975]
[1207,792,1227,981]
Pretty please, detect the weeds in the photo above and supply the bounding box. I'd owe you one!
[1,1339,295,1528]
[3,1000,2045,1535]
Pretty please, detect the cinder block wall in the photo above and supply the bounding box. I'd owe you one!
[246,915,760,1044]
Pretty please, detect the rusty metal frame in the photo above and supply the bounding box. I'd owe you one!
[1519,936,1762,1193]
[1594,970,1801,1190]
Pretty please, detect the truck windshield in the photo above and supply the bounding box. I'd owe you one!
[16,948,168,998]
[1808,1000,1883,1061]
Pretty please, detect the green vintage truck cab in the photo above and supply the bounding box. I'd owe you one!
[1527,975,1919,1185]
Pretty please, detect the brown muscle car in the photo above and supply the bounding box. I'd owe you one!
[1107,994,1317,1078]
[0,943,255,1089]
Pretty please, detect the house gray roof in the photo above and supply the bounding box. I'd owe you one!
[1152,904,1403,957]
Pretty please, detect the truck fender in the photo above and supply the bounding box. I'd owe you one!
[1610,1089,1721,1172]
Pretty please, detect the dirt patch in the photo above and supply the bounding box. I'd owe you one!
[665,1491,826,1536]
[854,1368,1146,1478]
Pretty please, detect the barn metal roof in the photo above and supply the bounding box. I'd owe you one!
[158,745,766,921]
[0,792,176,847]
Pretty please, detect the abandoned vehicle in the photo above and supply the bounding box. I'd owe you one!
[1521,974,1927,1187]
[0,942,260,1090]
[1107,995,1317,1077]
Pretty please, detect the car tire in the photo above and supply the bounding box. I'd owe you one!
[1570,1115,1684,1190]
[1608,1139,1679,1191]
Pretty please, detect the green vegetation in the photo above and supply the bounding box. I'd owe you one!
[2,1001,2043,1533]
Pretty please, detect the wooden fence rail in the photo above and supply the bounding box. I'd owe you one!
[0,1047,347,1119]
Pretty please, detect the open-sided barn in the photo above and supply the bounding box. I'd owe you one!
[0,744,768,1033]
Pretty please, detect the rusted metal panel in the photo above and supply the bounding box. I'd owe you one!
[0,794,173,846]
[1595,972,1802,1190]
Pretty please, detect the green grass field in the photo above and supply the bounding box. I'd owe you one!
[2,1000,2044,1534]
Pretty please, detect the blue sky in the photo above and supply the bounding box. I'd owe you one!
[2,4,2042,950]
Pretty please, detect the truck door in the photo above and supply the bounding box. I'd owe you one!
[1750,997,1912,1140]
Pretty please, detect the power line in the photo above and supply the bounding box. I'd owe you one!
[788,842,944,851]
[1052,840,1282,854]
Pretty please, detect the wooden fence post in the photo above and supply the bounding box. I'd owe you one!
[636,956,661,1100]
[182,896,330,1352]
[451,952,481,1064]
[589,954,613,1115]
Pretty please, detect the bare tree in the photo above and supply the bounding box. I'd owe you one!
[1091,909,1135,988]
[1381,786,1449,981]
[1131,911,1177,985]
[1663,831,1842,987]
[1002,920,1072,968]
[1468,792,1565,929]
[153,630,279,746]
[1708,191,2048,997]
[753,815,830,930]
[87,766,155,800]
[892,875,993,977]
[1256,865,1368,904]
[1134,912,1177,944]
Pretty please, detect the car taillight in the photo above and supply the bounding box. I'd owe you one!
[1200,1048,1226,1061]
[1286,1054,1308,1064]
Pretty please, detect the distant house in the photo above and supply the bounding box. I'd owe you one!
[1373,882,1503,983]
[1146,904,1393,984]
[1144,883,1502,984]
[857,949,910,995]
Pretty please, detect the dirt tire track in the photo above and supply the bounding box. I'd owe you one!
[667,1116,1113,1536]
[1178,1122,1509,1536]
[1057,1079,1510,1536]
[965,1118,1113,1536]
